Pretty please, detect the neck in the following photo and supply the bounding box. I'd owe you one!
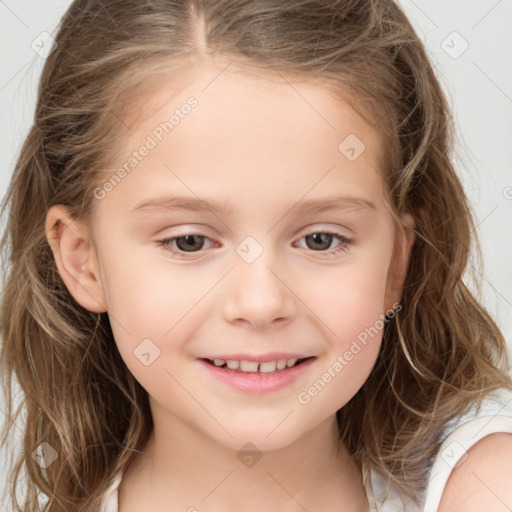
[118,404,368,512]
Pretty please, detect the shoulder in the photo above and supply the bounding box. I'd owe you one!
[438,432,512,512]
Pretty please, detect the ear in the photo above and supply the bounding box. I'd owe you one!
[384,212,416,311]
[45,205,107,313]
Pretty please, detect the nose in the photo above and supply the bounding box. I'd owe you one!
[222,249,296,330]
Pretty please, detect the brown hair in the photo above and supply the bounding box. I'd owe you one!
[1,1,511,510]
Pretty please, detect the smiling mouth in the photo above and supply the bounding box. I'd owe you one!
[201,357,314,375]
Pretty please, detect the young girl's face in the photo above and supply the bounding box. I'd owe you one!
[52,62,414,451]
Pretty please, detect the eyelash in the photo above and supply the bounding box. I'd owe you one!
[157,229,353,259]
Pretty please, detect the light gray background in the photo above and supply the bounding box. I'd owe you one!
[1,0,511,506]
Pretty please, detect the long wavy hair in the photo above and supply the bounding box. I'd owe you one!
[2,0,511,510]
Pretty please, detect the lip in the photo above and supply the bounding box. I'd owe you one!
[199,352,309,363]
[197,356,316,394]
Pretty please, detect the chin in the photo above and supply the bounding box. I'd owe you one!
[208,420,308,453]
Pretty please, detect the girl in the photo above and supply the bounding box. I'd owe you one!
[1,1,512,511]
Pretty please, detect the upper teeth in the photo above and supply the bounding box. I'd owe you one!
[212,358,299,373]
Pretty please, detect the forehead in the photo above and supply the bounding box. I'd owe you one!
[96,61,389,216]
[117,60,384,151]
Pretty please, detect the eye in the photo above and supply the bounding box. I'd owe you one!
[294,230,353,257]
[158,233,215,258]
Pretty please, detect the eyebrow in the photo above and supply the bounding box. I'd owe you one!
[131,194,377,216]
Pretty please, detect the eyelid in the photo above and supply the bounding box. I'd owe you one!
[300,225,351,238]
[158,223,351,239]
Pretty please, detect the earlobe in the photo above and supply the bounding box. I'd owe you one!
[384,213,416,311]
[45,205,107,313]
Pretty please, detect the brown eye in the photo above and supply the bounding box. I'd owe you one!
[158,233,215,257]
[304,232,334,251]
[173,234,207,252]
[295,230,353,256]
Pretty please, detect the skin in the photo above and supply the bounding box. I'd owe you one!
[438,432,512,512]
[46,60,416,511]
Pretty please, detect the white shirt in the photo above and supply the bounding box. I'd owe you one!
[100,387,512,512]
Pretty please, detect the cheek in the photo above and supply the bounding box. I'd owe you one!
[98,245,213,382]
[302,251,392,340]
[99,244,198,332]
[294,252,390,405]
[99,252,192,403]
[295,261,389,416]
